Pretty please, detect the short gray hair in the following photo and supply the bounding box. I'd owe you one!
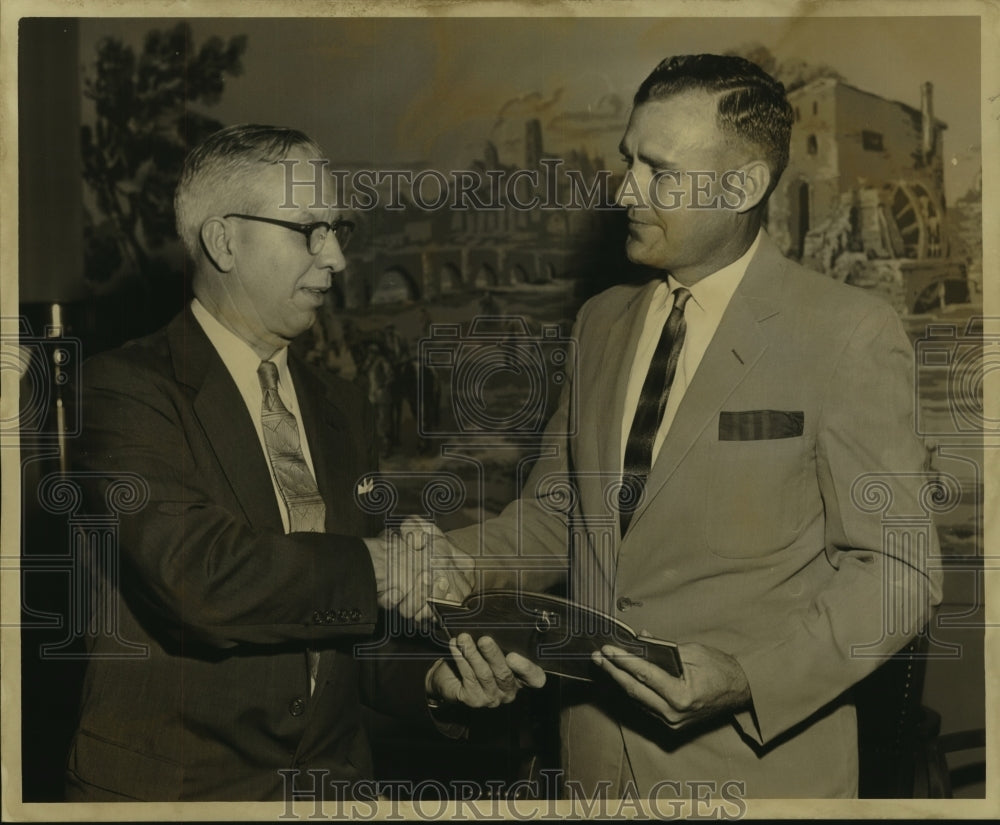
[174,124,324,260]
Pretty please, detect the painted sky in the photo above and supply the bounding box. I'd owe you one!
[78,15,983,203]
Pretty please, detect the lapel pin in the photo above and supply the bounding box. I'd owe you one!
[356,476,375,496]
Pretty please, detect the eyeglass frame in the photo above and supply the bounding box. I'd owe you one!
[224,213,355,254]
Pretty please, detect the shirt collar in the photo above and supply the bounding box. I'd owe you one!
[191,298,290,384]
[665,229,763,315]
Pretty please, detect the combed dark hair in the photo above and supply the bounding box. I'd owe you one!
[634,54,793,196]
[175,124,324,259]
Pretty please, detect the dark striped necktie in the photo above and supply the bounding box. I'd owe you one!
[619,287,691,536]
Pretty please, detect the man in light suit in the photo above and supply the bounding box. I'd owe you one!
[439,55,942,798]
[65,124,532,801]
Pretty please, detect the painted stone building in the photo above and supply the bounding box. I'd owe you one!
[339,119,611,309]
[767,78,967,313]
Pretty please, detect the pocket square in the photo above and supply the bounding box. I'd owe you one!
[719,410,804,441]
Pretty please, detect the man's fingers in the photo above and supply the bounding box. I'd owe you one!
[395,568,436,619]
[507,652,546,688]
[438,635,544,709]
[400,515,447,554]
[474,635,507,668]
[379,585,404,609]
[431,575,451,599]
[599,645,675,692]
[405,523,430,553]
[475,637,517,694]
[388,564,469,621]
[436,567,471,603]
[411,600,435,623]
[400,514,435,536]
[448,636,502,707]
[397,517,431,554]
[594,653,670,716]
[448,638,482,685]
[456,634,500,690]
[592,647,677,723]
[396,573,422,618]
[400,515,426,532]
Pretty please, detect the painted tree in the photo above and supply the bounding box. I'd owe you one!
[81,23,247,286]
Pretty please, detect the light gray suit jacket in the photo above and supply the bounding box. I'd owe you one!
[449,232,943,798]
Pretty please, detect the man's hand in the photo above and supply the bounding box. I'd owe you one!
[592,641,751,730]
[364,516,474,622]
[426,634,546,708]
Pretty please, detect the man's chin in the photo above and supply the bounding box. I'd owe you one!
[624,239,655,267]
[281,311,318,342]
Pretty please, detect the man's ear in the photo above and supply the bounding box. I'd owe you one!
[724,161,771,214]
[200,217,235,272]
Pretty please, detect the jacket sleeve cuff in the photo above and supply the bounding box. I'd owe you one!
[730,642,784,745]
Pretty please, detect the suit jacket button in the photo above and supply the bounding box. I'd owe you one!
[289,697,306,717]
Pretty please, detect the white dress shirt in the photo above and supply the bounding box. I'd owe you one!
[620,231,762,470]
[191,298,318,533]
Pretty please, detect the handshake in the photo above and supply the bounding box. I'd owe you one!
[364,518,544,708]
[363,516,475,622]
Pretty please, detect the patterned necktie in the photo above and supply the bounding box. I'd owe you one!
[619,287,691,536]
[258,360,327,532]
[257,360,326,690]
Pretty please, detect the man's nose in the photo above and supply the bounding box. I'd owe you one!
[614,170,643,208]
[316,234,347,272]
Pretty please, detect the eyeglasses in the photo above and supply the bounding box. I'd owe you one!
[225,213,355,254]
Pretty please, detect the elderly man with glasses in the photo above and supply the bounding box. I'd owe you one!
[65,124,540,802]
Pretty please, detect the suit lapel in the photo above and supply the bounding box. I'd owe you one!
[171,309,284,532]
[625,235,786,533]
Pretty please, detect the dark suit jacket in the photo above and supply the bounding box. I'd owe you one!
[65,307,429,801]
[449,232,943,797]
